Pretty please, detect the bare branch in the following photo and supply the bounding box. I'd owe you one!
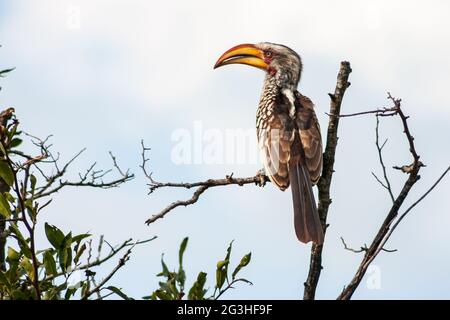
[371,172,390,190]
[303,61,352,300]
[81,246,133,300]
[373,165,450,259]
[374,116,395,203]
[214,278,253,300]
[340,237,367,253]
[109,151,130,178]
[44,236,157,282]
[145,173,269,225]
[33,148,134,199]
[140,139,152,180]
[142,139,269,224]
[326,107,397,118]
[337,94,432,300]
[340,237,397,254]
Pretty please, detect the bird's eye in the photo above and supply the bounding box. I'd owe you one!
[264,51,273,58]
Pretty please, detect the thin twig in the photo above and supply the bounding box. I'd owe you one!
[44,236,157,282]
[340,237,367,253]
[340,237,397,254]
[81,247,133,300]
[373,165,450,259]
[145,174,268,224]
[214,278,253,300]
[327,107,397,118]
[374,116,395,203]
[337,93,430,300]
[142,140,269,225]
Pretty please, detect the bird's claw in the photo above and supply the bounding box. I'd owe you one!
[256,168,267,187]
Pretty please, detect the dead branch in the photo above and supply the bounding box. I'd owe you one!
[81,246,133,300]
[303,61,352,300]
[337,94,448,300]
[340,237,397,254]
[372,165,450,259]
[142,141,269,225]
[373,116,395,203]
[326,107,397,118]
[340,237,367,253]
[32,147,134,199]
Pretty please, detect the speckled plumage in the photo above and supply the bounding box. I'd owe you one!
[254,43,324,244]
[215,42,324,244]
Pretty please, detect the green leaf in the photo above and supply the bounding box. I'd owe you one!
[158,279,177,298]
[106,286,134,300]
[59,248,68,273]
[216,259,229,290]
[0,193,11,218]
[0,67,15,77]
[10,138,22,149]
[9,223,32,259]
[72,233,91,244]
[85,269,96,277]
[74,243,86,264]
[30,174,37,194]
[217,259,229,269]
[43,250,57,276]
[216,268,225,290]
[0,270,10,287]
[61,232,73,248]
[216,241,233,290]
[7,247,21,262]
[7,123,18,141]
[177,237,188,290]
[64,286,78,300]
[4,192,15,203]
[153,289,172,300]
[232,252,252,280]
[157,254,170,278]
[0,160,14,187]
[6,260,19,284]
[225,241,233,261]
[59,232,72,273]
[58,232,73,273]
[81,281,90,298]
[20,256,35,282]
[188,271,207,300]
[45,223,65,249]
[178,237,188,267]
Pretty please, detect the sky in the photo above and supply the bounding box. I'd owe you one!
[0,0,449,299]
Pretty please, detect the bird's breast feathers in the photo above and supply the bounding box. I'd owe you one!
[256,88,322,188]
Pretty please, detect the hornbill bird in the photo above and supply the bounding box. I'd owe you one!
[214,43,324,244]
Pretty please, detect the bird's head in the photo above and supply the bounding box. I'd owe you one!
[214,42,302,87]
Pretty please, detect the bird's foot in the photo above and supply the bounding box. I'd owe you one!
[255,168,268,187]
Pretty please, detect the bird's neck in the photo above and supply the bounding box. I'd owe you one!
[260,75,281,103]
[260,74,298,119]
[261,74,298,103]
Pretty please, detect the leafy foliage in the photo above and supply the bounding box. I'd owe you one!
[0,73,144,299]
[0,64,253,300]
[149,238,252,300]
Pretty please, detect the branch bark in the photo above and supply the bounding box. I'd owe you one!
[81,247,132,300]
[303,61,352,300]
[336,94,437,300]
[141,140,270,225]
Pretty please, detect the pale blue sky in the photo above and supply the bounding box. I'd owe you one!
[0,0,449,299]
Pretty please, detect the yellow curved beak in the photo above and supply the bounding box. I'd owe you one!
[214,43,268,70]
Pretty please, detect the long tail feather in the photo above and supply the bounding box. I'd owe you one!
[289,162,324,244]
